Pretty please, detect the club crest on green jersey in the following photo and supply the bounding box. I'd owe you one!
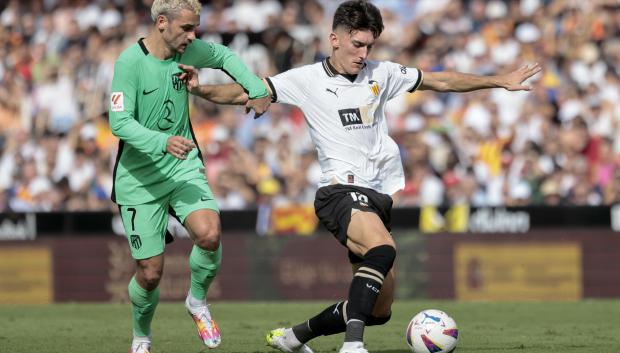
[172,73,184,91]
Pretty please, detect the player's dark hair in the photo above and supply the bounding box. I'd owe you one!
[332,0,384,38]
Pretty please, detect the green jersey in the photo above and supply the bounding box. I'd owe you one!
[109,39,268,205]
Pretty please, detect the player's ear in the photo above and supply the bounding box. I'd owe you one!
[329,32,339,49]
[156,14,168,32]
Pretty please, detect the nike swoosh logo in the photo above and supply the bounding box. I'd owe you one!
[143,88,159,95]
[200,196,209,201]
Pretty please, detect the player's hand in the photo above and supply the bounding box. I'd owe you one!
[166,136,195,160]
[245,95,271,119]
[500,63,542,91]
[177,64,199,92]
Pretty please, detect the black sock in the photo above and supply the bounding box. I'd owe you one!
[293,301,347,343]
[344,274,381,342]
[291,301,392,344]
[346,270,382,323]
[344,245,396,342]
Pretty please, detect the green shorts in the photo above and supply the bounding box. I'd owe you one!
[119,178,219,260]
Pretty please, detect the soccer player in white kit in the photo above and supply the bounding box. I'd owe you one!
[190,2,541,352]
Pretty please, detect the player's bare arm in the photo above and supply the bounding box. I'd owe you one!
[179,63,247,104]
[191,78,272,118]
[419,63,542,92]
[191,83,248,104]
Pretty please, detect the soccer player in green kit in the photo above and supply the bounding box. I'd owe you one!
[109,1,271,352]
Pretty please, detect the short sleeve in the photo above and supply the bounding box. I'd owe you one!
[384,61,423,100]
[265,66,311,106]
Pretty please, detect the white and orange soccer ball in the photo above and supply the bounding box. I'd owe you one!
[406,309,459,353]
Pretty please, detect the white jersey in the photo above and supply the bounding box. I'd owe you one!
[266,58,423,195]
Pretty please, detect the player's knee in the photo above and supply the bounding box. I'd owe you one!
[142,274,161,289]
[366,312,391,326]
[195,236,220,251]
[193,226,221,251]
[362,244,396,276]
[139,268,163,290]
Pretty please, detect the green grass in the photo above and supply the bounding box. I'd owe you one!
[1,300,618,353]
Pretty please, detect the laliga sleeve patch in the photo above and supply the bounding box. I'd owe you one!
[110,92,124,112]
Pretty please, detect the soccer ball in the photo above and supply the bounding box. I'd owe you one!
[405,309,459,353]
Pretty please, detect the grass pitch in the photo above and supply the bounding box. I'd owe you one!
[1,300,618,353]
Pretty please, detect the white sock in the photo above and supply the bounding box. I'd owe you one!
[132,335,151,344]
[341,341,364,350]
[186,291,206,308]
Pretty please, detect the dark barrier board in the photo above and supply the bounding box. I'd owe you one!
[2,205,617,239]
[426,231,620,299]
[2,229,619,302]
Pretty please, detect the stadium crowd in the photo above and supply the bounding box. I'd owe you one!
[0,0,619,212]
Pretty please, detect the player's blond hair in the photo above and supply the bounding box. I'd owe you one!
[151,0,201,21]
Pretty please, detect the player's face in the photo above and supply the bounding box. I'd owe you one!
[330,28,375,75]
[160,9,199,54]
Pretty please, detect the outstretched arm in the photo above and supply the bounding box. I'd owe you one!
[184,66,275,118]
[179,63,248,104]
[184,41,271,115]
[191,83,248,105]
[419,63,541,92]
[179,63,272,117]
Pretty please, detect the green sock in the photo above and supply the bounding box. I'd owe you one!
[128,276,160,337]
[189,243,222,300]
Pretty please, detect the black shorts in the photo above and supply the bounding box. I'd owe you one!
[314,184,393,262]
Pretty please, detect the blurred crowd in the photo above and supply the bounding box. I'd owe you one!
[0,0,619,213]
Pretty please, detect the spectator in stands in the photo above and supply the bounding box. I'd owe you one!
[0,0,619,211]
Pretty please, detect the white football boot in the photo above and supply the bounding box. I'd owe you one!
[185,294,221,348]
[266,328,314,353]
[129,339,150,353]
[338,341,369,353]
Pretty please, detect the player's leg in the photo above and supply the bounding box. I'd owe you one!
[338,211,396,353]
[357,262,395,324]
[268,234,394,353]
[281,260,394,346]
[349,251,395,322]
[119,202,169,353]
[268,186,395,353]
[129,255,162,353]
[184,209,221,301]
[171,178,222,348]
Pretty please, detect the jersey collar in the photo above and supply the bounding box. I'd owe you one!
[138,37,180,62]
[322,57,337,77]
[138,38,149,55]
[322,57,364,83]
